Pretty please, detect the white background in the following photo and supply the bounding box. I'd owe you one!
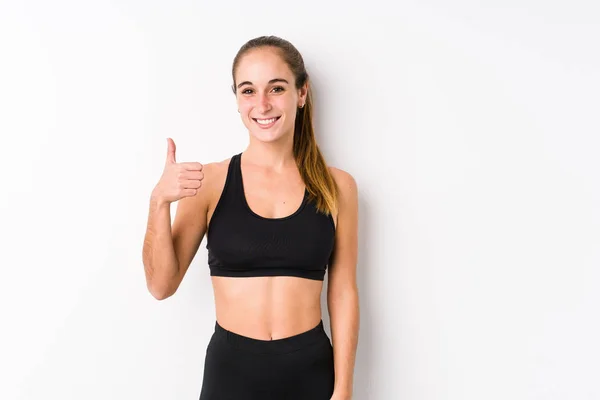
[1,0,599,399]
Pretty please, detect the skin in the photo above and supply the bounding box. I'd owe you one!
[164,47,359,397]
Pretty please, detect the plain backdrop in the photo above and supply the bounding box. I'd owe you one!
[1,0,599,399]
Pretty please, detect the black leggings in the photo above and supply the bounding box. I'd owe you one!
[199,320,335,400]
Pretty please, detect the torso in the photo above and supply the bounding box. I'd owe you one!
[203,154,337,340]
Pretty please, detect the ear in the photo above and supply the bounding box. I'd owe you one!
[298,81,309,106]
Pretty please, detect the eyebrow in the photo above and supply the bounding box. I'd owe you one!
[237,78,289,89]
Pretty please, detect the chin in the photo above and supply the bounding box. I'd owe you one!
[249,129,287,143]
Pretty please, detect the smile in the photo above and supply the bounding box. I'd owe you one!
[252,116,281,128]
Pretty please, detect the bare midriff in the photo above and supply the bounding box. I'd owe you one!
[211,275,324,340]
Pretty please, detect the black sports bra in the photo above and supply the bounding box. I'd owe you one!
[206,153,336,281]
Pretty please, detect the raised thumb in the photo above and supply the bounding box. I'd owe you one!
[166,138,176,164]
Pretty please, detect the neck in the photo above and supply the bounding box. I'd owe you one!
[244,134,296,170]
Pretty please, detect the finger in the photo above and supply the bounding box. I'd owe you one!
[181,180,203,190]
[181,188,198,197]
[182,161,203,171]
[181,171,204,181]
[166,138,176,164]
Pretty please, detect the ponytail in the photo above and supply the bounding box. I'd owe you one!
[293,86,338,216]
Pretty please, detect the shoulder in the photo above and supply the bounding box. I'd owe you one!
[201,156,231,185]
[198,156,236,212]
[327,166,358,224]
[328,166,358,197]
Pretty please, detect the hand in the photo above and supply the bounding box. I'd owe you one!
[151,138,204,204]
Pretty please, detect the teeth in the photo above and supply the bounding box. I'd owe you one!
[256,117,277,125]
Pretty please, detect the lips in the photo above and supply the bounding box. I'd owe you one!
[252,116,281,129]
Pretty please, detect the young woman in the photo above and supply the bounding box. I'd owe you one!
[142,35,360,400]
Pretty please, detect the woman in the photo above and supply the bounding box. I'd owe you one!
[142,35,359,400]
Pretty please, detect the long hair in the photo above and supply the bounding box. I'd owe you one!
[231,36,338,216]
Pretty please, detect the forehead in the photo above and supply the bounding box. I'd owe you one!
[235,47,294,85]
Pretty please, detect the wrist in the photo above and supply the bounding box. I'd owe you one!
[150,192,171,209]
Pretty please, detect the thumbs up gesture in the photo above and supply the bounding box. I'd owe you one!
[151,138,204,204]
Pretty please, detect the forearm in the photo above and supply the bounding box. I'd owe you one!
[328,286,360,396]
[142,195,180,299]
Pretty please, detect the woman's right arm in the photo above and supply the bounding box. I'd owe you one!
[142,138,207,300]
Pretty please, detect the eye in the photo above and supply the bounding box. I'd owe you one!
[272,86,285,93]
[241,88,254,95]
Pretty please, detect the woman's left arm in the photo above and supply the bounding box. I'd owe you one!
[327,168,360,399]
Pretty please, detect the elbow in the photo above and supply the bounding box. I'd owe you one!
[150,288,172,301]
[146,279,175,300]
[143,259,180,300]
[327,283,359,305]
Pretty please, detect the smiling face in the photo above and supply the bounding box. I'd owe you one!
[234,46,308,144]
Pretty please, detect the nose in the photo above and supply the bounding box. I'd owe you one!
[256,92,272,114]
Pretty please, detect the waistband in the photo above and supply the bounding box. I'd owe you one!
[213,320,327,355]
